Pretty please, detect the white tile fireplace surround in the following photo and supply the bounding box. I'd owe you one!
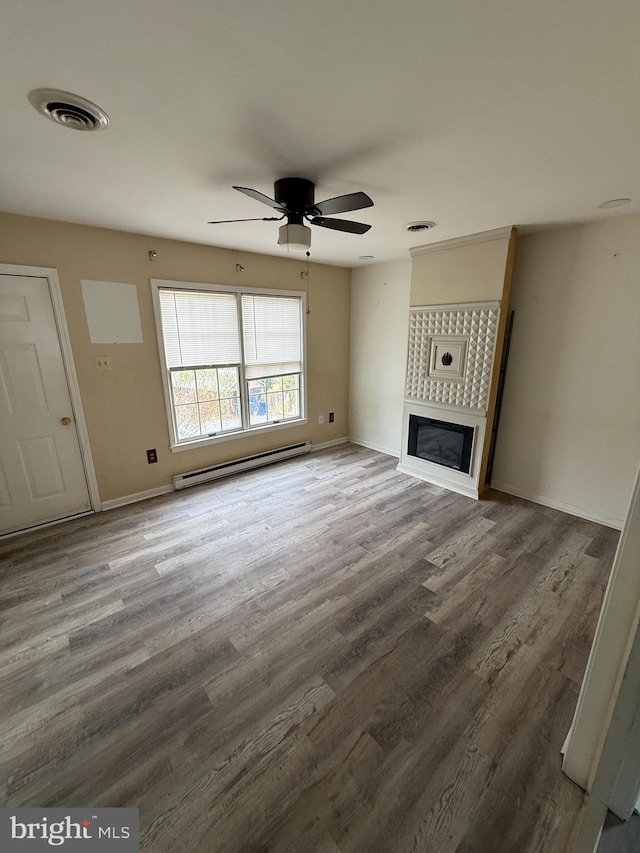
[397,301,500,499]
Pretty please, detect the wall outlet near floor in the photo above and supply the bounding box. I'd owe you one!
[329,412,335,423]
[95,356,111,371]
[318,414,324,425]
[146,448,158,464]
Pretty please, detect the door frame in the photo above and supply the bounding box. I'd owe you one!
[565,462,640,851]
[0,263,101,523]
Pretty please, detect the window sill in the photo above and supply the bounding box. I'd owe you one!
[169,418,309,453]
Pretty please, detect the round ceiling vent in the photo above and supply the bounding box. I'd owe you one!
[405,221,436,233]
[28,89,109,131]
[597,198,631,209]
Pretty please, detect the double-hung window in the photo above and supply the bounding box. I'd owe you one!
[153,281,305,448]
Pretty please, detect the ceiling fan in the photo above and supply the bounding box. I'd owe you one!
[208,177,373,251]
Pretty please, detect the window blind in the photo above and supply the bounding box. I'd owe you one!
[159,289,241,367]
[241,295,302,379]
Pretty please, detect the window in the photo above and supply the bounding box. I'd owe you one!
[153,282,305,448]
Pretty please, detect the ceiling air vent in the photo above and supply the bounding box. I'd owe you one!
[405,221,436,233]
[28,89,109,131]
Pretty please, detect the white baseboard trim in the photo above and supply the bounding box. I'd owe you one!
[1,510,94,540]
[349,437,400,458]
[490,480,624,530]
[311,437,349,452]
[101,484,173,511]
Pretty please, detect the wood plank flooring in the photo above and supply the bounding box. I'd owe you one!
[0,444,619,852]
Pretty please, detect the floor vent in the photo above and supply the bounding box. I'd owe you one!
[172,441,311,491]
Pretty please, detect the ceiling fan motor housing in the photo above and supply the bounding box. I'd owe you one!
[274,178,316,223]
[217,179,373,243]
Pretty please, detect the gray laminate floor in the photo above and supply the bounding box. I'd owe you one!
[0,444,618,852]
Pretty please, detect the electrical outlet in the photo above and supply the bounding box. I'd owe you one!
[146,448,158,464]
[329,412,335,423]
[318,414,324,425]
[95,356,111,371]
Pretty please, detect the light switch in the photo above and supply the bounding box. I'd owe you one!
[95,356,111,371]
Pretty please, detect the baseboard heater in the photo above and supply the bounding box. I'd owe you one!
[172,440,312,491]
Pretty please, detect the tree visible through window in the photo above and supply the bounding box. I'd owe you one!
[170,366,242,439]
[154,285,304,445]
[248,374,300,426]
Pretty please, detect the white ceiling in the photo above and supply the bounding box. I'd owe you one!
[1,0,638,267]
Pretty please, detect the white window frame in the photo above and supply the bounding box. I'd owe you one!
[151,279,307,452]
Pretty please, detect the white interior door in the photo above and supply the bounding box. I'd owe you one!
[0,273,92,534]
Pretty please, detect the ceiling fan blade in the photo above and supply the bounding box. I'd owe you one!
[233,186,287,212]
[208,216,284,224]
[311,191,373,216]
[309,216,371,235]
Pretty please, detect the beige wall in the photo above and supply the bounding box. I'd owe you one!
[0,213,351,502]
[350,259,411,456]
[492,215,640,527]
[411,233,512,306]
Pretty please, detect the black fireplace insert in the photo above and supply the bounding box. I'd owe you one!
[407,414,474,474]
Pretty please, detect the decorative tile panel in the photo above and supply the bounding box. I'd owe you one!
[405,303,499,412]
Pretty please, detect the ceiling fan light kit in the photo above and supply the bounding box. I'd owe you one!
[278,223,312,251]
[209,177,373,251]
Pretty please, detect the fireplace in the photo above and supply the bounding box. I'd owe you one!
[399,402,485,499]
[399,231,516,499]
[407,414,474,474]
[399,299,504,498]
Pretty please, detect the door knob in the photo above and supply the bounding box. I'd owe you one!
[60,417,72,426]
